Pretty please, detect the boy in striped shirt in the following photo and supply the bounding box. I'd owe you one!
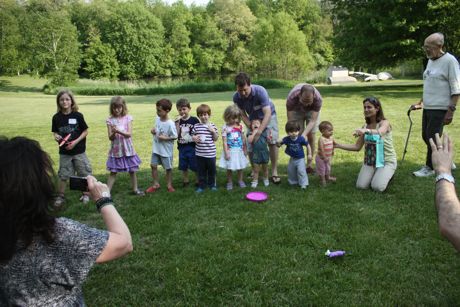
[192,104,219,192]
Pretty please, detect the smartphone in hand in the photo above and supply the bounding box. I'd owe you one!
[69,176,88,191]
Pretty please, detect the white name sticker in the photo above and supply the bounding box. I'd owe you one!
[68,118,77,124]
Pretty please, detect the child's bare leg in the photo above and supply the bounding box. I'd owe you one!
[237,169,244,182]
[252,164,260,182]
[58,179,66,196]
[226,169,232,184]
[251,164,260,187]
[107,172,117,191]
[319,174,327,186]
[193,171,199,185]
[237,169,246,187]
[129,172,138,191]
[326,161,336,182]
[151,165,160,187]
[166,169,173,189]
[262,164,269,181]
[182,170,189,184]
[248,151,254,177]
[226,170,233,190]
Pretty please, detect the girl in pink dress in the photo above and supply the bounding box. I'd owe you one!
[106,96,144,195]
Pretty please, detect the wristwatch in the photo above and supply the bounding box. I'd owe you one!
[435,173,455,184]
[448,105,456,112]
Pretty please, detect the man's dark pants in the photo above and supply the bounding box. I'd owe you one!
[422,109,446,169]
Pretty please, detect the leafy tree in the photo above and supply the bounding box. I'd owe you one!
[208,0,257,71]
[0,0,27,75]
[70,0,111,48]
[104,2,164,79]
[250,12,314,78]
[189,7,227,74]
[25,4,80,85]
[328,0,460,70]
[247,0,334,69]
[83,28,119,80]
[159,2,195,76]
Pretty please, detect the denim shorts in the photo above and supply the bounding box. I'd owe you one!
[178,146,197,172]
[151,153,173,170]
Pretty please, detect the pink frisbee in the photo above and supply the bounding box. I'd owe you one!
[246,191,268,202]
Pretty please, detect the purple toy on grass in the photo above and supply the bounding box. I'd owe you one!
[325,249,346,258]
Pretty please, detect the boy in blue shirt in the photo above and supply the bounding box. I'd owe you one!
[277,121,312,189]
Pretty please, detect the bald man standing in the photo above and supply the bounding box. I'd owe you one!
[412,32,460,177]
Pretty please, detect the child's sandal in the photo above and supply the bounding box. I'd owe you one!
[133,189,145,196]
[145,185,160,193]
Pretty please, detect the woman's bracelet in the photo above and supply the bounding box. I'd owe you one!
[95,197,114,212]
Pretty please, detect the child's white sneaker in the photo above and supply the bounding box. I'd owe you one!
[263,179,270,187]
[251,180,258,188]
[80,194,90,204]
[226,182,233,190]
[238,181,246,188]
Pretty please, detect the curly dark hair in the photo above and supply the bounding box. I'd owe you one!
[0,136,56,263]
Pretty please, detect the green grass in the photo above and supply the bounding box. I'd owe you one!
[2,76,460,305]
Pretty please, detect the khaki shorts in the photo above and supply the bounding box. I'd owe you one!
[266,113,279,145]
[58,153,92,180]
[289,111,320,134]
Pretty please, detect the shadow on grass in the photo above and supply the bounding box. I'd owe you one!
[0,79,43,93]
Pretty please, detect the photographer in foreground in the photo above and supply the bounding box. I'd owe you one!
[431,133,460,252]
[0,136,132,306]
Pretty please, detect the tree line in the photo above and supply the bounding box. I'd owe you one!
[1,0,459,86]
[0,0,333,85]
[326,0,460,71]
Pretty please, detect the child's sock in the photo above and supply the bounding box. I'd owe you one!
[251,180,258,188]
[226,182,233,190]
[238,181,246,188]
[263,178,269,187]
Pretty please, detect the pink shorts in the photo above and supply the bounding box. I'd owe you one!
[315,155,331,176]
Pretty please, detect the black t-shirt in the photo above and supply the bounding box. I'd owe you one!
[51,112,88,155]
[177,116,200,149]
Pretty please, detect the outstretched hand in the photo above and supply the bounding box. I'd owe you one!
[430,133,453,175]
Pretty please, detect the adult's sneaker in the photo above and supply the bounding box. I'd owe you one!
[413,165,435,177]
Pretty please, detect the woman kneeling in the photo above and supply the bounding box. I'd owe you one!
[335,97,397,192]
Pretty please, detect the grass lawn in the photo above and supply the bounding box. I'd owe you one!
[1,76,460,305]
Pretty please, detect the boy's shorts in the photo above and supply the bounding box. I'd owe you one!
[178,146,197,172]
[151,153,173,170]
[58,153,92,180]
